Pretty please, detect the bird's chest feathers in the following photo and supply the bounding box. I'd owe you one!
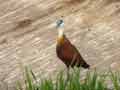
[57,41,73,59]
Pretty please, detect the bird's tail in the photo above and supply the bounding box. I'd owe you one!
[81,61,90,69]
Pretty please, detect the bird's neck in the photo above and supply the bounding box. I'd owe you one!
[57,28,64,44]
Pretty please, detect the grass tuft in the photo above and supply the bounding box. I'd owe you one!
[16,67,120,90]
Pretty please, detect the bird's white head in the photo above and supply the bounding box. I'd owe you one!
[56,19,64,39]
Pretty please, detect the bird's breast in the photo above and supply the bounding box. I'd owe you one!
[56,41,75,60]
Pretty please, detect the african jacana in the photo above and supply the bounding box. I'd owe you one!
[56,19,90,69]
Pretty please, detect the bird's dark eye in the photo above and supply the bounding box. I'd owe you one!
[56,19,64,27]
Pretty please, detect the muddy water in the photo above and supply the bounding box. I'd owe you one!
[0,0,120,89]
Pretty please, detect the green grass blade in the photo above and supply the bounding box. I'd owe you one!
[110,71,120,90]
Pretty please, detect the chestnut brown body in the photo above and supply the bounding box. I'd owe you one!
[56,35,90,69]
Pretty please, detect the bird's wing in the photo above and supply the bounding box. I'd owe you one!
[62,39,79,61]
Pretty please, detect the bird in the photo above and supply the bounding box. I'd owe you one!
[56,19,90,69]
